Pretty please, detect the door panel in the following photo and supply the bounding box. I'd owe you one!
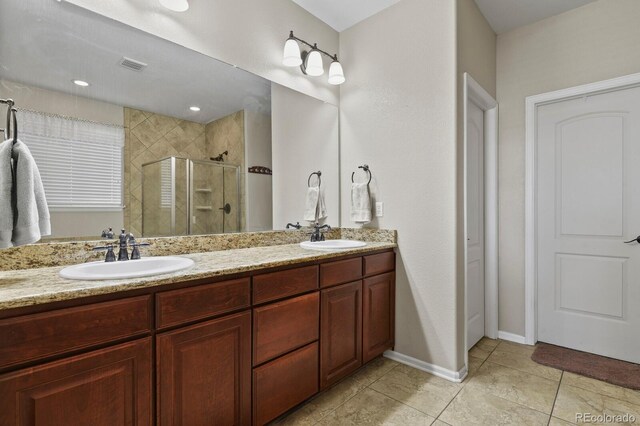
[362,273,395,363]
[537,85,640,363]
[466,99,485,348]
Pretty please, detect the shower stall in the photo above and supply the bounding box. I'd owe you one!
[141,157,240,237]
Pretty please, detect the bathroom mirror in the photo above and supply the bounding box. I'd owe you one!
[0,0,339,242]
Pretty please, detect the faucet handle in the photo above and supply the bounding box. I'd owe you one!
[130,242,150,260]
[93,244,116,262]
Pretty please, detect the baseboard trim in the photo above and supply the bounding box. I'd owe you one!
[498,330,527,344]
[383,350,468,383]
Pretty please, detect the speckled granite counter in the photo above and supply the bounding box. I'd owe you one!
[0,242,395,311]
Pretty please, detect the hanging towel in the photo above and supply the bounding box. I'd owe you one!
[303,185,328,223]
[0,140,14,248]
[0,140,51,248]
[351,182,372,224]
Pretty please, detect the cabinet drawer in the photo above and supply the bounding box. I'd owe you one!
[0,296,151,370]
[320,257,362,288]
[363,251,395,276]
[253,292,319,366]
[253,342,318,426]
[156,278,250,329]
[253,265,318,304]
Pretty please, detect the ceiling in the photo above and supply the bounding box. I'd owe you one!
[292,0,400,32]
[292,0,598,34]
[0,0,271,124]
[474,0,598,34]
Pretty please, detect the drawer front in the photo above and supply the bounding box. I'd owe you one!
[253,292,319,366]
[0,296,151,370]
[363,251,395,276]
[320,257,363,288]
[253,342,318,426]
[156,278,250,329]
[253,265,318,304]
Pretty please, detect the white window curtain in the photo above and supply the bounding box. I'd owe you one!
[17,109,124,210]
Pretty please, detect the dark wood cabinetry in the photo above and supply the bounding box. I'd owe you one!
[0,249,395,426]
[157,311,251,426]
[363,272,396,363]
[0,338,152,426]
[320,281,362,389]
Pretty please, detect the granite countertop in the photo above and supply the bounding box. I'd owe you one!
[0,242,396,311]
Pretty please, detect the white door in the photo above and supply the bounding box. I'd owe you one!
[467,99,485,348]
[537,86,640,363]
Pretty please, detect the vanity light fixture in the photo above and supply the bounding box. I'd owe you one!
[189,106,201,112]
[73,79,89,87]
[159,0,189,12]
[282,31,345,85]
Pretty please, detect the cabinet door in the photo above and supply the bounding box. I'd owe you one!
[363,272,395,363]
[0,338,152,426]
[320,281,362,389]
[157,311,251,426]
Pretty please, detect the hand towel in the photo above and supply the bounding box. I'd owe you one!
[4,140,51,247]
[0,140,14,248]
[304,186,320,222]
[351,182,372,224]
[317,187,327,221]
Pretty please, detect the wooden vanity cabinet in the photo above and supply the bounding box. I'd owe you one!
[0,248,395,426]
[0,338,153,426]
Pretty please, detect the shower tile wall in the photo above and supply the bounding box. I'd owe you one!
[124,108,206,236]
[205,110,246,232]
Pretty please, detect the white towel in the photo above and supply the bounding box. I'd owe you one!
[0,139,50,248]
[351,182,371,224]
[303,185,328,223]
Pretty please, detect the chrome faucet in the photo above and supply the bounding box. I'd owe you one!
[310,222,331,242]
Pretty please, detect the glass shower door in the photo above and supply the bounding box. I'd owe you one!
[191,160,224,234]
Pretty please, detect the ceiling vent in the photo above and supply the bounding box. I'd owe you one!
[119,57,147,72]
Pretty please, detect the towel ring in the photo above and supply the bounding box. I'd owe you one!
[9,108,17,144]
[351,164,372,185]
[308,171,322,187]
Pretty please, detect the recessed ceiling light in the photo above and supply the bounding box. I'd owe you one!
[189,106,201,112]
[159,0,189,12]
[73,80,89,87]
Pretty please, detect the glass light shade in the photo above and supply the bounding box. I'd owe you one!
[328,61,345,85]
[282,38,302,67]
[159,0,189,12]
[304,49,324,77]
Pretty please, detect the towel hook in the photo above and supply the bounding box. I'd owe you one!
[308,171,321,187]
[351,164,371,185]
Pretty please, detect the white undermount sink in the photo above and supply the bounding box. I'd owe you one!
[300,240,367,250]
[59,256,195,280]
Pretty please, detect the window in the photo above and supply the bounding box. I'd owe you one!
[18,109,124,210]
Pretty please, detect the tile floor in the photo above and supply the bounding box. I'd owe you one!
[272,338,640,425]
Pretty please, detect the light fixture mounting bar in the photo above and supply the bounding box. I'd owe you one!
[288,31,337,60]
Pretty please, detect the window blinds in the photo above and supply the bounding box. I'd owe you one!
[17,109,124,210]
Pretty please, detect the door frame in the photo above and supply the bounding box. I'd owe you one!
[463,73,498,363]
[524,72,640,345]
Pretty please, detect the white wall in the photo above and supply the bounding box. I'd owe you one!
[272,83,339,230]
[340,0,459,371]
[0,80,124,239]
[65,0,339,105]
[497,0,640,335]
[244,108,273,232]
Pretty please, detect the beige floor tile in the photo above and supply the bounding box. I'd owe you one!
[548,417,576,425]
[439,386,550,426]
[276,357,400,424]
[487,347,562,381]
[432,420,452,426]
[553,383,640,425]
[317,388,436,426]
[475,337,500,351]
[496,340,537,356]
[562,372,640,406]
[370,364,462,417]
[469,346,492,361]
[467,355,485,378]
[466,362,559,413]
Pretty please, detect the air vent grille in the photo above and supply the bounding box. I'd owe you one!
[119,57,147,72]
